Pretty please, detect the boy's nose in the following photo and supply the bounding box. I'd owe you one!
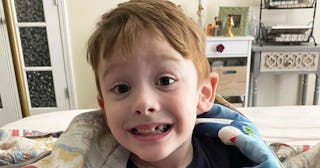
[132,88,159,115]
[135,106,156,115]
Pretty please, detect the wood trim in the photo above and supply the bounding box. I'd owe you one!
[56,0,77,108]
[2,0,30,117]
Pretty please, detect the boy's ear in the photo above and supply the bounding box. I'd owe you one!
[97,95,105,112]
[197,72,219,112]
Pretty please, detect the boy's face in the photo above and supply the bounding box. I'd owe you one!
[97,33,214,163]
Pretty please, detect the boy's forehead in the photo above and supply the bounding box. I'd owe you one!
[107,31,168,60]
[97,35,186,80]
[99,33,183,68]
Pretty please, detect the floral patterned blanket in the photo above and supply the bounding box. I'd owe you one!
[0,129,61,167]
[270,143,320,168]
[1,115,319,168]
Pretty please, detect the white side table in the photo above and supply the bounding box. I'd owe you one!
[206,36,254,107]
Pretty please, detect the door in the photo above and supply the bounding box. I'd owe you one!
[0,2,22,126]
[8,0,71,116]
[11,0,70,115]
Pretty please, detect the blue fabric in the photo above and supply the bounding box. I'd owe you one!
[194,104,281,168]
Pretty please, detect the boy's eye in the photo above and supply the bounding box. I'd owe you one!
[155,76,175,86]
[112,84,131,94]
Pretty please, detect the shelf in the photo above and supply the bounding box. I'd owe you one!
[258,0,317,45]
[264,0,315,9]
[261,25,312,44]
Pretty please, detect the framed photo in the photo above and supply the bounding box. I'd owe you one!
[218,6,249,36]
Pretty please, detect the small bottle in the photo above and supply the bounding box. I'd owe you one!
[207,24,213,36]
[214,17,222,36]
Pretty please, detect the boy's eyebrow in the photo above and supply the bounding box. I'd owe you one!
[100,61,123,79]
[100,53,183,79]
[156,53,183,62]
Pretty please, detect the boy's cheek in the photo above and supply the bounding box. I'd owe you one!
[97,96,105,111]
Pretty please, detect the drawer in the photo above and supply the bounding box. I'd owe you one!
[260,51,320,72]
[212,66,247,96]
[206,40,250,57]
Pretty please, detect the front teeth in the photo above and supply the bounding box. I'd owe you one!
[132,124,169,136]
[155,125,167,132]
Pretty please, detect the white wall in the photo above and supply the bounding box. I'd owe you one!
[66,0,320,108]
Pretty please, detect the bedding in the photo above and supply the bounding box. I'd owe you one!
[0,106,319,167]
[1,109,92,132]
[238,105,320,146]
[0,109,91,167]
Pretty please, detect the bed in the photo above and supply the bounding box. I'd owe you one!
[238,105,320,146]
[1,105,320,167]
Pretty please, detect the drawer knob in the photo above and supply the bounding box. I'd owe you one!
[216,44,225,53]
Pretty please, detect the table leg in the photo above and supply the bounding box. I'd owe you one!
[302,74,308,105]
[252,77,258,107]
[313,74,319,105]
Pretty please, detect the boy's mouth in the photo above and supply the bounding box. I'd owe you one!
[131,124,172,136]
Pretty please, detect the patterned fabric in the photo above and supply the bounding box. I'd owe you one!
[0,129,57,166]
[0,129,47,139]
[271,143,320,168]
[25,110,130,168]
[195,104,282,167]
[24,104,283,168]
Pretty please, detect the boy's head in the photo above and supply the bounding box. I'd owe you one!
[87,0,218,166]
[87,0,211,94]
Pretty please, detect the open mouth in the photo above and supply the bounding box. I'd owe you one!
[131,124,172,136]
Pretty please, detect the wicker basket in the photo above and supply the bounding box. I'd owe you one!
[264,0,315,8]
[261,25,312,43]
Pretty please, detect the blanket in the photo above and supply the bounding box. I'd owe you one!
[270,143,320,168]
[0,112,319,167]
[0,129,61,167]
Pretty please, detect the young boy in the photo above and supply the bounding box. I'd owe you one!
[25,0,281,167]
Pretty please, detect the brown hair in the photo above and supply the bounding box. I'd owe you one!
[87,0,210,94]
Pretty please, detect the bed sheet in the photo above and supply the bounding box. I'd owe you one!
[238,105,320,146]
[1,109,93,133]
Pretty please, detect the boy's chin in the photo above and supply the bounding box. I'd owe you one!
[132,150,171,163]
[130,140,193,166]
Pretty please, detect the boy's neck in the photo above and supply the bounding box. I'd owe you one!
[130,138,193,168]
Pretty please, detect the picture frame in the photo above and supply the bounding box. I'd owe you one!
[218,6,249,36]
